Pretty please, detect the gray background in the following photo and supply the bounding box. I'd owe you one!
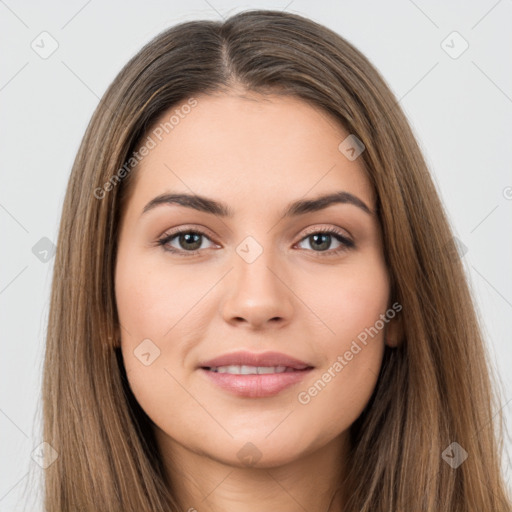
[1,0,511,509]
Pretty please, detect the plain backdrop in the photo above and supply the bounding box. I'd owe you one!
[1,0,511,509]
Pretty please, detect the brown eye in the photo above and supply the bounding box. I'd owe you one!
[296,228,355,256]
[157,226,354,257]
[174,232,203,251]
[157,229,214,255]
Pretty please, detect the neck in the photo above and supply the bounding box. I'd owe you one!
[155,429,349,512]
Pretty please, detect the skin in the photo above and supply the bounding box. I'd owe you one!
[115,90,400,512]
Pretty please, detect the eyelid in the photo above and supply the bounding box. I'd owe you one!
[157,224,218,242]
[157,224,355,256]
[156,225,219,257]
[294,225,355,254]
[300,224,353,241]
[158,223,352,242]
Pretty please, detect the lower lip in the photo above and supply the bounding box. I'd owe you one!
[199,368,313,398]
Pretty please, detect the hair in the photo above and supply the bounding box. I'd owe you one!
[38,8,510,511]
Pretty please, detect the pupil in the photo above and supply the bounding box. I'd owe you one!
[311,234,330,251]
[180,233,201,250]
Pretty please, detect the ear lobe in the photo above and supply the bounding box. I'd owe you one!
[114,327,122,348]
[385,314,404,348]
[107,324,122,348]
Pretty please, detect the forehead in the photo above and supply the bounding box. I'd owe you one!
[127,92,374,215]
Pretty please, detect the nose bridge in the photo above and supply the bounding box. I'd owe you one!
[234,233,284,296]
[220,233,294,326]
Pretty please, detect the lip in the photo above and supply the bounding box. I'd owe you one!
[197,350,314,398]
[198,350,312,370]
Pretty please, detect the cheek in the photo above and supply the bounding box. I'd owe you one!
[114,252,214,407]
[115,251,201,342]
[295,257,389,428]
[115,256,199,430]
[313,257,390,344]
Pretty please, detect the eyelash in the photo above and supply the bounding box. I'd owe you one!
[156,226,355,258]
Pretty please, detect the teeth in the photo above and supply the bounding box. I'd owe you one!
[209,365,293,374]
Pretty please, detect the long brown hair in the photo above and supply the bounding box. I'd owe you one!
[39,9,510,511]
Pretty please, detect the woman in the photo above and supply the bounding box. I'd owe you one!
[41,9,511,511]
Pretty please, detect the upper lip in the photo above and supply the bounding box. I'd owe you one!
[198,351,313,370]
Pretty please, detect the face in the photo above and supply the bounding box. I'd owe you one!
[115,91,396,470]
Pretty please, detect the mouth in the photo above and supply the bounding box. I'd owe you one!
[204,365,307,374]
[197,351,314,398]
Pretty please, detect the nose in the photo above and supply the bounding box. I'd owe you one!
[220,247,294,330]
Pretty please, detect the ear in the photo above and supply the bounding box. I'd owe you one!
[384,310,404,348]
[107,323,122,349]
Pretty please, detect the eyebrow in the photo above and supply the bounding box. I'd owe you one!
[141,190,373,218]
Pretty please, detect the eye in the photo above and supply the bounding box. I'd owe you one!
[295,227,355,256]
[157,227,216,256]
[157,226,355,257]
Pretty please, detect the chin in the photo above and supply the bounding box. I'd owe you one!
[202,432,318,469]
